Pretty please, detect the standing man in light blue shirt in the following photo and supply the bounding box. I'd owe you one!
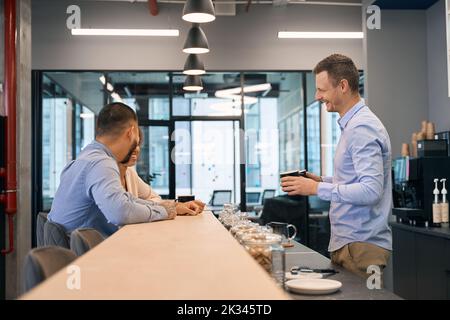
[281,54,392,279]
[48,102,200,236]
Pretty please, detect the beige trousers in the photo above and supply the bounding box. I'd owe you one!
[330,242,391,280]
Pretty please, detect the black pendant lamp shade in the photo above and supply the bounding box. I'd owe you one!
[183,75,203,91]
[183,54,205,75]
[182,0,216,24]
[183,25,210,54]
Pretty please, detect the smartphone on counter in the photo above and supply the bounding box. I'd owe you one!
[280,169,307,178]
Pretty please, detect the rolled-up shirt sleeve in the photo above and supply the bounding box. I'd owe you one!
[317,128,384,206]
[86,159,168,226]
[317,182,334,201]
[321,176,333,183]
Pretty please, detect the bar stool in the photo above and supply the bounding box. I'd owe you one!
[22,246,77,293]
[36,212,48,247]
[43,220,70,249]
[70,228,105,256]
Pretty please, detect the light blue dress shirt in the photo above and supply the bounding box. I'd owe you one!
[317,99,393,252]
[48,140,169,236]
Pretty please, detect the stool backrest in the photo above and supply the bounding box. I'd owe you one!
[70,228,105,256]
[43,220,70,249]
[23,246,77,293]
[36,212,48,247]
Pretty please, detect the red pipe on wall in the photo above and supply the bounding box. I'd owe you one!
[148,0,159,16]
[1,0,17,256]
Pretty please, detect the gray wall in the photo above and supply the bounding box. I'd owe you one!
[362,2,431,293]
[0,0,32,299]
[5,0,32,300]
[32,0,364,70]
[364,9,429,157]
[427,0,450,132]
[362,0,450,295]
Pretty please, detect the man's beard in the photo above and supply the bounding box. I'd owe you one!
[120,140,138,164]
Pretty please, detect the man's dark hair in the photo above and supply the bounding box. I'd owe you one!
[96,102,137,137]
[313,54,360,93]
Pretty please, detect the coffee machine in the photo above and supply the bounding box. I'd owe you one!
[392,157,450,226]
[436,131,450,157]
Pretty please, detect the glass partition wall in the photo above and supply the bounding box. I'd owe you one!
[39,73,99,210]
[171,73,243,206]
[33,70,364,249]
[106,72,172,197]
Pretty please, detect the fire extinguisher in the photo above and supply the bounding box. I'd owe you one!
[1,0,17,256]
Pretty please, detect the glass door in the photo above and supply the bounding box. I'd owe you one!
[174,120,241,207]
[242,72,306,204]
[139,125,170,198]
[107,72,172,198]
[172,72,244,210]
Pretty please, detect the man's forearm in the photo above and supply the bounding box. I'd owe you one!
[156,200,177,219]
[134,197,176,220]
[317,179,383,206]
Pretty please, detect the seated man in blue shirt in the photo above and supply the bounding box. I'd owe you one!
[48,102,201,236]
[281,54,392,280]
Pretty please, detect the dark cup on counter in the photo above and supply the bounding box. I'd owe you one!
[177,195,195,203]
[266,221,297,246]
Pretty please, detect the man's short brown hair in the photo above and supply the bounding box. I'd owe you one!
[96,102,137,137]
[313,54,360,93]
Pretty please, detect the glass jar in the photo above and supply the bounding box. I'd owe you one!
[222,214,240,230]
[218,203,233,224]
[235,225,272,244]
[235,227,261,243]
[229,221,258,237]
[241,233,285,287]
[220,203,243,230]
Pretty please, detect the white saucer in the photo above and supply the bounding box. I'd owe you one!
[285,272,323,281]
[285,279,342,295]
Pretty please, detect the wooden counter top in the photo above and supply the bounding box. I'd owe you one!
[21,212,290,300]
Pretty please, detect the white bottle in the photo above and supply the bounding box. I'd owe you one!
[432,179,442,227]
[440,178,449,225]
